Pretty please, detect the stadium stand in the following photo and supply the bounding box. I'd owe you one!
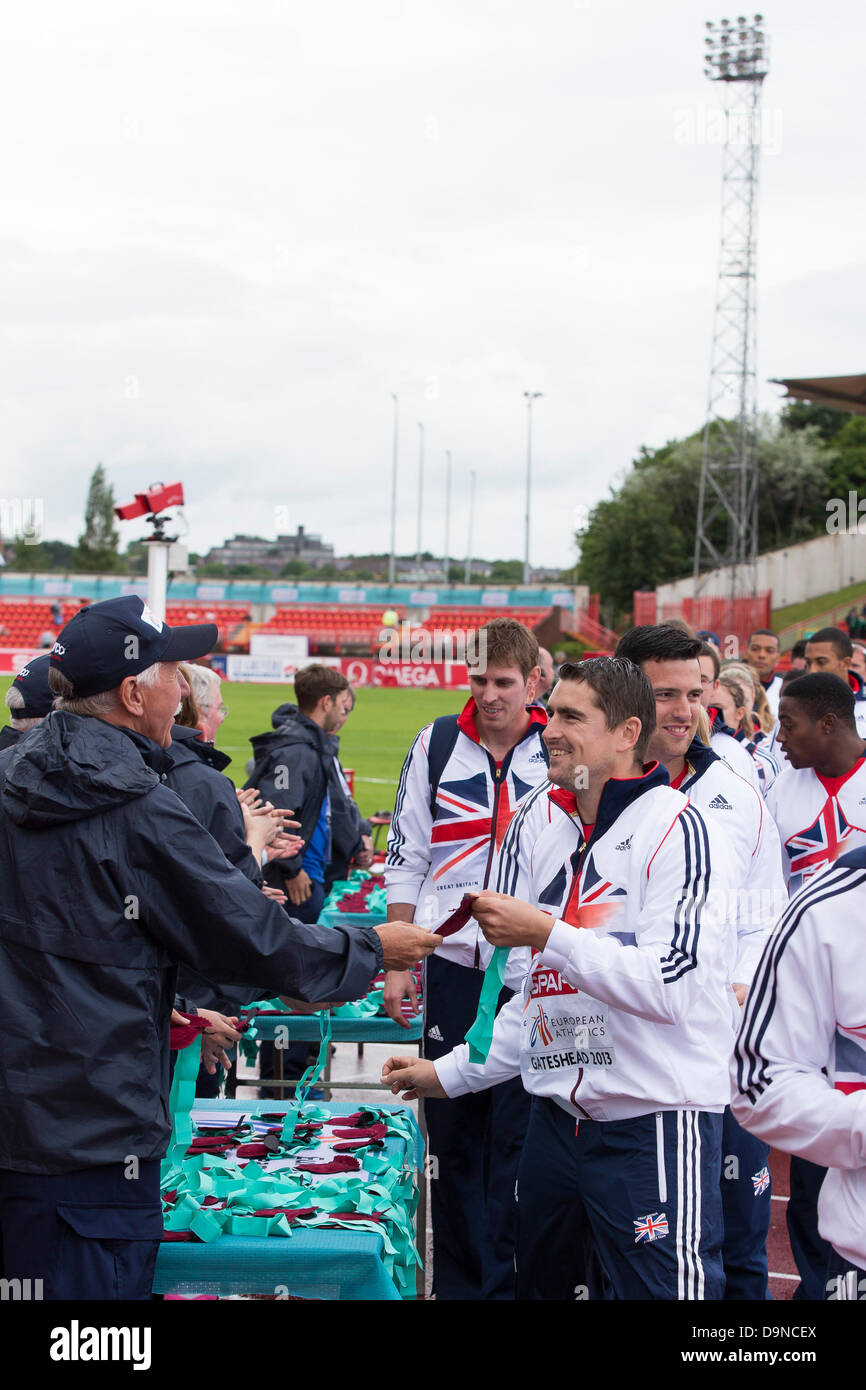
[0,600,248,651]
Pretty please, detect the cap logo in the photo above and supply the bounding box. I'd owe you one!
[52,643,66,657]
[140,602,164,633]
[18,666,30,677]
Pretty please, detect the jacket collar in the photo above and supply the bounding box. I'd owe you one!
[116,725,175,777]
[169,723,232,772]
[548,760,668,843]
[456,696,547,747]
[707,705,737,739]
[680,732,720,785]
[849,670,866,700]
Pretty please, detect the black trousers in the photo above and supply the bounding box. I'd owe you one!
[0,1159,163,1300]
[422,952,530,1300]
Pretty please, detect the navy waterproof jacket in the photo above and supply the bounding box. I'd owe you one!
[166,722,266,1014]
[0,712,383,1174]
[246,703,370,889]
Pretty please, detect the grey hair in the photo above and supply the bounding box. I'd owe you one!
[4,685,43,731]
[180,662,220,709]
[48,661,164,715]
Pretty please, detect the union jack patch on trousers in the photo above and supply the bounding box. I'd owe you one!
[752,1166,770,1196]
[633,1212,669,1243]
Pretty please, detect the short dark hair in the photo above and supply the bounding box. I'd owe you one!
[781,673,856,726]
[806,627,853,660]
[748,628,779,647]
[557,656,656,762]
[615,625,703,667]
[294,663,349,714]
[780,666,804,689]
[790,639,807,661]
[699,642,720,679]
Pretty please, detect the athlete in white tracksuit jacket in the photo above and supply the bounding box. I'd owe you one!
[385,659,737,1300]
[385,647,550,1302]
[672,733,785,1299]
[732,846,866,1294]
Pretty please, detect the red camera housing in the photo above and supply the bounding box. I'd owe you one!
[114,482,185,522]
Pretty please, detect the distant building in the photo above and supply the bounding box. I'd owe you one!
[201,526,334,573]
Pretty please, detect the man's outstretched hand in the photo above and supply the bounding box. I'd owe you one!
[381,1056,447,1101]
[469,891,553,951]
[375,923,442,972]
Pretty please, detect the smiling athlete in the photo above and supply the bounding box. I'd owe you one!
[384,657,735,1300]
[384,617,549,1300]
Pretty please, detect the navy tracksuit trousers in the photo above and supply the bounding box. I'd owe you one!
[788,1155,833,1301]
[422,953,530,1300]
[720,1106,772,1300]
[515,1096,725,1300]
[0,1160,162,1300]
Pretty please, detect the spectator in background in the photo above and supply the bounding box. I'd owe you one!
[746,630,783,716]
[852,643,866,682]
[49,601,63,626]
[167,661,301,1098]
[697,640,761,791]
[530,647,555,707]
[37,628,56,649]
[789,639,807,671]
[246,664,352,923]
[326,684,374,892]
[1,653,55,753]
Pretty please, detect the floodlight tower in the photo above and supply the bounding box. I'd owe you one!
[693,15,769,600]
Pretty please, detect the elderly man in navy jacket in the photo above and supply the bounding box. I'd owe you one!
[0,597,438,1300]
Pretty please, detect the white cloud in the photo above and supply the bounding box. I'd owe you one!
[0,0,864,570]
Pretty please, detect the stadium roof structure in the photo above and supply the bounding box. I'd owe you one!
[770,373,866,416]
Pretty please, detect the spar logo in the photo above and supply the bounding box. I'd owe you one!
[529,1004,553,1048]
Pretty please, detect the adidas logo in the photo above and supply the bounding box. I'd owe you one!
[709,794,732,810]
[615,836,633,851]
[528,751,547,763]
[427,1025,444,1041]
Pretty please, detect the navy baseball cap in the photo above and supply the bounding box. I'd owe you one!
[49,596,218,698]
[11,653,55,719]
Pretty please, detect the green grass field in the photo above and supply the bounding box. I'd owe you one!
[219,683,464,816]
[0,676,464,819]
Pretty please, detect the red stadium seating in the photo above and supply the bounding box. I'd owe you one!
[256,606,405,653]
[0,600,249,651]
[0,600,84,647]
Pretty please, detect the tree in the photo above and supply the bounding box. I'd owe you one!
[489,559,524,583]
[124,540,148,576]
[77,465,121,571]
[825,416,866,500]
[756,419,832,550]
[575,416,838,623]
[8,538,79,572]
[781,400,849,443]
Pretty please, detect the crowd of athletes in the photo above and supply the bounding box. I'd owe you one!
[0,597,865,1300]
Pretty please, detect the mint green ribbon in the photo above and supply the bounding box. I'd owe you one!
[464,946,509,1063]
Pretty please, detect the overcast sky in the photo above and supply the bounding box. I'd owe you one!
[1,1,864,572]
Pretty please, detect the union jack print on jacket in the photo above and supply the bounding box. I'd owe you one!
[385,698,549,986]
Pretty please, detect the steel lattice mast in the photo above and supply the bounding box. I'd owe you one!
[693,15,769,598]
